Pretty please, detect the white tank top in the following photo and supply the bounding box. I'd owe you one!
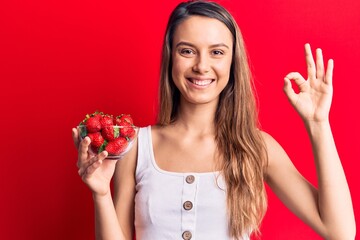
[134,126,250,240]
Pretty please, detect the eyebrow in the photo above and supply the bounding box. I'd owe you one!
[175,41,230,49]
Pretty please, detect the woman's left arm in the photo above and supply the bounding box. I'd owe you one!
[266,43,355,239]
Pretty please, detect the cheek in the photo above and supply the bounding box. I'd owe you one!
[171,65,180,88]
[172,57,190,79]
[171,55,180,75]
[171,58,184,88]
[215,59,232,78]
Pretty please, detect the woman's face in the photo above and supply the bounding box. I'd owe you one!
[171,16,233,106]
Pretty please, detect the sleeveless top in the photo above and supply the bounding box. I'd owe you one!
[134,126,250,240]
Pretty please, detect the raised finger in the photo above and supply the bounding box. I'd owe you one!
[78,136,90,163]
[305,43,316,80]
[325,59,334,85]
[316,48,325,80]
[72,128,79,148]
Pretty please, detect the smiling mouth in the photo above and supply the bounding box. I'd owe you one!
[187,78,214,86]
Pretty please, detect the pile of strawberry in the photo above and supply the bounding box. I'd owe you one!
[79,112,137,156]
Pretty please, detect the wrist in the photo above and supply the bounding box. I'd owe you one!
[92,190,112,203]
[304,119,331,136]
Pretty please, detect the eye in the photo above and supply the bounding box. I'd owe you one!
[179,48,195,55]
[212,50,224,55]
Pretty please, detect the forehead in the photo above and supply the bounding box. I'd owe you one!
[172,16,233,47]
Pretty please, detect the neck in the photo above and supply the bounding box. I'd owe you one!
[173,97,218,135]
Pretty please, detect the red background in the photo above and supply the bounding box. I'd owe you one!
[1,0,359,239]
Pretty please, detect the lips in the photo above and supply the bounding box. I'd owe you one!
[187,78,214,86]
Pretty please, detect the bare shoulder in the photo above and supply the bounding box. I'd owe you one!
[259,130,285,159]
[259,130,292,177]
[259,130,277,148]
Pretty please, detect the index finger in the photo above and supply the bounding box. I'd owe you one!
[72,128,80,148]
[77,136,91,166]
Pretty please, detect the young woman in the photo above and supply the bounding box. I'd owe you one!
[72,1,355,239]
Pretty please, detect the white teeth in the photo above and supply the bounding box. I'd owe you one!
[192,79,212,86]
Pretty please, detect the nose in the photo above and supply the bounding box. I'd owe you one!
[192,54,210,73]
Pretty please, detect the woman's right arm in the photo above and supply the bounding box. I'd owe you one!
[72,128,137,240]
[112,137,138,240]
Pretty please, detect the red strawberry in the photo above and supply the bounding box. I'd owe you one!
[85,116,101,133]
[100,114,114,128]
[88,132,104,148]
[115,114,133,125]
[79,112,103,133]
[87,132,105,153]
[105,137,128,155]
[101,125,120,141]
[119,121,136,139]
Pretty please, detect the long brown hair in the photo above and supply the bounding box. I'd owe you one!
[158,1,268,238]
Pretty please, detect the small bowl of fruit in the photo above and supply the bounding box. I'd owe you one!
[78,112,138,159]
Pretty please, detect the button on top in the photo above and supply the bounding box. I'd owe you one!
[183,201,193,210]
[182,230,192,240]
[185,175,195,184]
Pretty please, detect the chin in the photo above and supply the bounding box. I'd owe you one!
[182,95,219,106]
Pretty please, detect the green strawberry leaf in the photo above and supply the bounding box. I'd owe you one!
[98,140,108,153]
[114,127,120,138]
[80,128,87,139]
[92,110,103,117]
